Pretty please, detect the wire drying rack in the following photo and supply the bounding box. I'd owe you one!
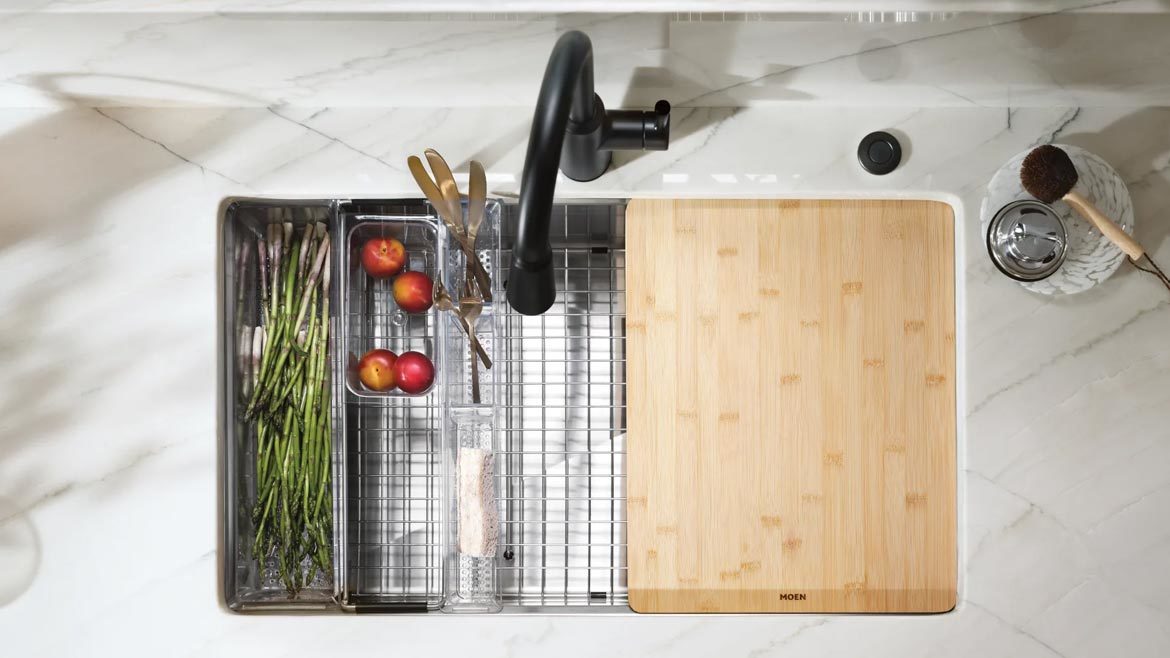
[495,204,629,609]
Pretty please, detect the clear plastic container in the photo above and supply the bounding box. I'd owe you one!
[342,216,445,399]
[443,408,502,613]
[438,199,504,612]
[333,199,503,612]
[436,199,503,408]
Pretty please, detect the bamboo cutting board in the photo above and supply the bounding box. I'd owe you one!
[626,199,956,613]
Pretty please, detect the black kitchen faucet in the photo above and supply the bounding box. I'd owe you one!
[507,30,671,316]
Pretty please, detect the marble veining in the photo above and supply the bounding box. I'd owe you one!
[3,0,1168,14]
[0,6,1169,658]
[3,7,1170,108]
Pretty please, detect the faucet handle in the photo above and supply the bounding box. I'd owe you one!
[602,100,671,151]
[645,100,671,150]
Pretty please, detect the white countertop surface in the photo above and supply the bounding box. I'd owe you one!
[5,0,1170,15]
[1,8,1169,658]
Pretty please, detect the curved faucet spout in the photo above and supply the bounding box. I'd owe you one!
[507,30,670,316]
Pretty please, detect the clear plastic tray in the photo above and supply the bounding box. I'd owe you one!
[333,199,503,612]
[439,199,504,612]
[342,216,444,399]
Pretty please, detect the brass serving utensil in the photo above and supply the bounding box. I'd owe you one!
[406,152,493,301]
[407,155,450,220]
[456,160,491,402]
[425,148,463,228]
[467,160,486,246]
[459,294,485,403]
[440,215,493,303]
[466,160,488,297]
[434,282,491,369]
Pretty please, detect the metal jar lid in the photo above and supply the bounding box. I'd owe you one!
[986,200,1068,282]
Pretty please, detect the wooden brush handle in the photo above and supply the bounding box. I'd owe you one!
[1064,190,1144,260]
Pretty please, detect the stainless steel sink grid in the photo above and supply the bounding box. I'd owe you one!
[221,198,628,613]
[339,385,444,611]
[496,201,628,610]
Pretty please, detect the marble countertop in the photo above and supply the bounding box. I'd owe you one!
[1,9,1169,658]
[6,0,1170,15]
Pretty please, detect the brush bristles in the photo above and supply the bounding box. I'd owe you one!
[1020,144,1078,204]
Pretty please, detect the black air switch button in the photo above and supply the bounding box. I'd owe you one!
[858,131,902,175]
[868,140,893,164]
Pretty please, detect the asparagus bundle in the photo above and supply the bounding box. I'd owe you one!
[246,220,333,595]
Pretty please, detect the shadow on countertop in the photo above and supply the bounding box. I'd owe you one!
[1063,108,1170,294]
[0,73,262,608]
